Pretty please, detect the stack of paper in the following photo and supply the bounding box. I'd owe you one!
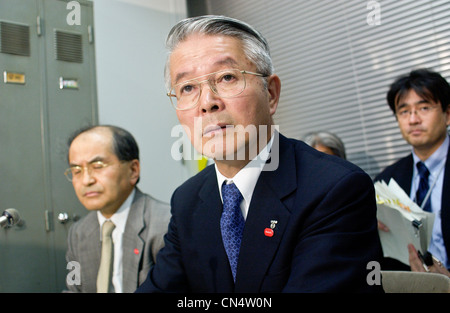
[375,178,435,265]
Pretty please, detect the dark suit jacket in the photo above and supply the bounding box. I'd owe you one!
[374,144,450,265]
[136,134,383,292]
[65,188,171,292]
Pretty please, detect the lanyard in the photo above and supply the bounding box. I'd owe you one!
[418,160,446,211]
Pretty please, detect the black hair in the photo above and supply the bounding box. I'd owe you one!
[386,68,450,114]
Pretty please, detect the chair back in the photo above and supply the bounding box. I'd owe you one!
[381,270,450,293]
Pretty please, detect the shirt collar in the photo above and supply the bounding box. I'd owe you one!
[97,188,135,235]
[215,133,274,205]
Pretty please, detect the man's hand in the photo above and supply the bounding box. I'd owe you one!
[377,220,389,232]
[408,244,450,277]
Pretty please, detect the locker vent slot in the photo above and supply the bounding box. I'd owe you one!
[0,21,30,56]
[54,30,82,63]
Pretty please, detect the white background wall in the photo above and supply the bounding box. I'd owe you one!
[93,0,189,203]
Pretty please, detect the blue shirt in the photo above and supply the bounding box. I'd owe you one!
[411,135,449,268]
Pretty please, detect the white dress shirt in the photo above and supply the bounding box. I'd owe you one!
[215,134,274,220]
[410,135,449,268]
[97,188,135,293]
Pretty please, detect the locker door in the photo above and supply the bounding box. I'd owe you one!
[0,0,56,292]
[42,0,97,291]
[0,0,97,292]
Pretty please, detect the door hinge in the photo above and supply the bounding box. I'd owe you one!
[44,210,53,232]
[88,25,94,44]
[36,16,42,36]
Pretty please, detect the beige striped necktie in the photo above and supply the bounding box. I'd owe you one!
[97,220,115,293]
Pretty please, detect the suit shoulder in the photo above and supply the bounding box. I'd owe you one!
[269,136,373,202]
[70,210,97,229]
[291,137,367,178]
[173,164,215,196]
[135,190,171,219]
[67,210,97,239]
[374,153,412,182]
[138,191,170,208]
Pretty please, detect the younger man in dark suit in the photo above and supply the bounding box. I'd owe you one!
[375,69,450,276]
[137,15,383,292]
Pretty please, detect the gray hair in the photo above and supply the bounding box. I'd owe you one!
[164,15,274,91]
[303,131,347,160]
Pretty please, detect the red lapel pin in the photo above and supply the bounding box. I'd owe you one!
[264,228,274,237]
[264,220,277,237]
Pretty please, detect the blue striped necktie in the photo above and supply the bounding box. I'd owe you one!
[416,161,431,212]
[220,182,244,282]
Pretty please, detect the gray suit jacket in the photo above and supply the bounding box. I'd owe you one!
[65,188,171,292]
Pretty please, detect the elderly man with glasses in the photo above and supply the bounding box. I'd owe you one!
[64,125,171,292]
[136,15,383,293]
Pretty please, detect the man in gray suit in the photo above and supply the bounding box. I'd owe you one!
[64,125,170,292]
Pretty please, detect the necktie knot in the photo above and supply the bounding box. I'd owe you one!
[220,182,244,282]
[222,182,244,209]
[102,220,115,238]
[417,161,430,180]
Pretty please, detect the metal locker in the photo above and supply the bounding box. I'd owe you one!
[0,0,97,292]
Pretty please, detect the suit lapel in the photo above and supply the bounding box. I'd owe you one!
[235,134,296,292]
[441,145,450,260]
[395,154,414,194]
[78,212,101,292]
[122,189,145,293]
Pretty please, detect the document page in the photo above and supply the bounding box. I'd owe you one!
[375,179,435,265]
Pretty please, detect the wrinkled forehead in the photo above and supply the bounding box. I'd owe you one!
[169,34,248,83]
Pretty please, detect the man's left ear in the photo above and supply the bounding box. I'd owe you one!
[129,159,140,185]
[445,105,450,126]
[267,74,281,115]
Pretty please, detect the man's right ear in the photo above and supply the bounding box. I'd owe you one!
[266,74,281,116]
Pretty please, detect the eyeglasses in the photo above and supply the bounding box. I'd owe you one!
[396,104,440,120]
[167,69,267,111]
[64,161,110,182]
